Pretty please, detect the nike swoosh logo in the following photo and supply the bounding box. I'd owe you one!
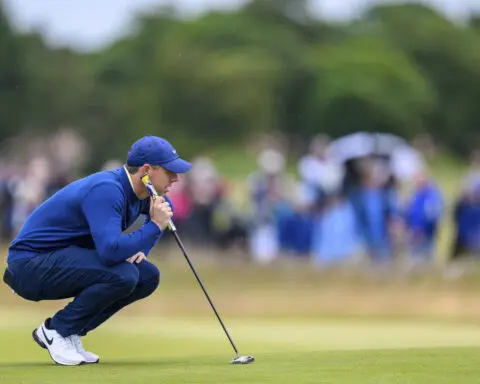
[42,327,53,346]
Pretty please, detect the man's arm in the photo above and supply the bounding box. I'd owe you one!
[82,182,163,266]
[140,195,174,257]
[141,215,155,257]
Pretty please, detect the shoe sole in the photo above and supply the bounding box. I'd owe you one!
[32,329,87,366]
[84,357,100,364]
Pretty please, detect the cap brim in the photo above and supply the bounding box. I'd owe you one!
[162,158,192,174]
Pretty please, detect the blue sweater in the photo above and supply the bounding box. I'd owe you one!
[404,184,443,238]
[8,167,165,266]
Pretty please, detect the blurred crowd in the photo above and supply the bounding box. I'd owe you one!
[1,131,479,269]
[162,132,480,269]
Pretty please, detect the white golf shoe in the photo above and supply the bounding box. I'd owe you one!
[70,335,100,364]
[33,321,86,366]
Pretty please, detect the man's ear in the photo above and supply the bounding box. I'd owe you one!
[141,164,151,175]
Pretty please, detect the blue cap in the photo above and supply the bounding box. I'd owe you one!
[127,135,192,174]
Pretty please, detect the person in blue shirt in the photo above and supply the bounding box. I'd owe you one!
[403,171,443,262]
[2,135,191,366]
[349,159,401,262]
[452,182,480,258]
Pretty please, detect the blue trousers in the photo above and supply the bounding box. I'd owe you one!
[5,246,160,337]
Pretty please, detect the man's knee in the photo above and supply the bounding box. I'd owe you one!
[138,261,160,298]
[112,263,140,295]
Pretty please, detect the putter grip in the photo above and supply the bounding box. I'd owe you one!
[141,175,177,232]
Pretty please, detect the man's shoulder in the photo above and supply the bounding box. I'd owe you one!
[85,168,120,182]
[79,169,124,195]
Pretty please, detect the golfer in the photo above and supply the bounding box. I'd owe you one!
[3,135,191,366]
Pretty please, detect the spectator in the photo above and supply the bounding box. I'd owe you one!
[349,158,401,262]
[211,180,249,251]
[311,192,362,268]
[11,156,50,235]
[452,181,480,259]
[187,157,222,246]
[403,170,444,263]
[166,174,192,235]
[246,148,295,264]
[463,150,480,193]
[0,166,15,241]
[297,134,344,210]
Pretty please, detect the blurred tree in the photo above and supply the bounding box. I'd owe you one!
[304,36,435,138]
[366,3,480,153]
[469,14,480,31]
[243,0,310,23]
[20,33,92,132]
[85,8,287,165]
[1,0,480,167]
[82,9,181,167]
[0,5,26,141]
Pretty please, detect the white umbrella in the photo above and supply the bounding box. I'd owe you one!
[328,132,425,182]
[390,144,426,182]
[327,132,375,162]
[328,132,407,162]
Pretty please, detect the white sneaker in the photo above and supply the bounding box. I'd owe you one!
[70,335,99,364]
[33,321,86,366]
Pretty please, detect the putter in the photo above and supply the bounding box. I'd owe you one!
[141,175,255,365]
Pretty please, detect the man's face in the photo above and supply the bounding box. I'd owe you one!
[148,165,178,195]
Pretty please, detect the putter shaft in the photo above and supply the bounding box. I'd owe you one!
[171,230,240,356]
[141,175,240,356]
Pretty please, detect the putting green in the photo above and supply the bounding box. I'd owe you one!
[2,307,480,383]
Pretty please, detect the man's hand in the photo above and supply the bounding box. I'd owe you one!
[149,196,173,230]
[127,252,147,264]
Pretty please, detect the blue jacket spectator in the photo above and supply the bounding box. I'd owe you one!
[453,184,480,256]
[404,173,443,260]
[349,160,401,262]
[311,196,362,267]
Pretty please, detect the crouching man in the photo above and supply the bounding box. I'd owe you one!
[3,135,191,365]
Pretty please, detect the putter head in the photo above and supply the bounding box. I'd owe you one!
[231,355,255,365]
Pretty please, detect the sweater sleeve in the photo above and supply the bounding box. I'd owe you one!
[82,182,162,266]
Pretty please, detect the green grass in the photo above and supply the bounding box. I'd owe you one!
[3,348,480,384]
[2,312,480,383]
[2,224,480,384]
[3,253,480,384]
